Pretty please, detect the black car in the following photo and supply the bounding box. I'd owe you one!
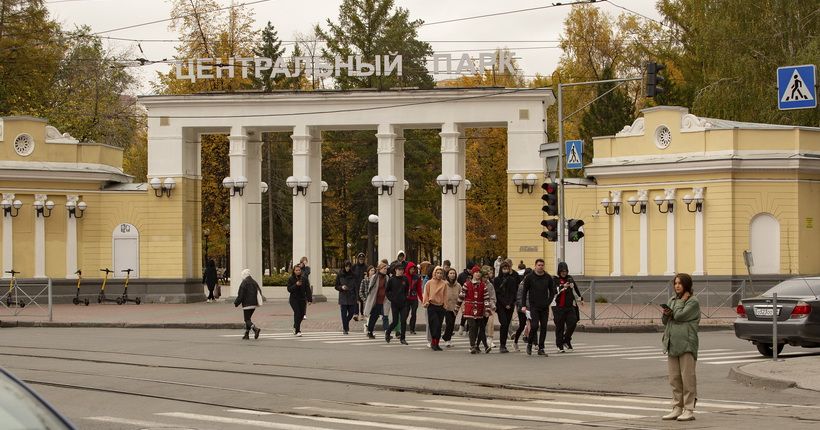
[0,367,76,429]
[734,277,820,356]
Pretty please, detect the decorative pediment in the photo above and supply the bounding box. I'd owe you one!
[680,114,714,132]
[45,125,79,144]
[615,117,645,136]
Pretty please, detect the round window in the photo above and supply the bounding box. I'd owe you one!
[14,133,35,156]
[655,126,672,150]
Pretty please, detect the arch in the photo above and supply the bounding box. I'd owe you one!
[112,223,140,278]
[749,213,780,274]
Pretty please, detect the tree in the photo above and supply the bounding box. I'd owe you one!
[251,21,284,91]
[314,0,433,90]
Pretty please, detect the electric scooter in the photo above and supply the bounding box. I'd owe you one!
[117,268,140,305]
[72,270,89,306]
[97,268,119,304]
[4,270,25,308]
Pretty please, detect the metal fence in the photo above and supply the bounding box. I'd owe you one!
[0,278,53,322]
[576,279,748,324]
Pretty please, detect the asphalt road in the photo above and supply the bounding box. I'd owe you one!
[1,327,818,429]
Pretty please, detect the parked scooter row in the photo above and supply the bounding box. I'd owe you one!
[3,268,140,307]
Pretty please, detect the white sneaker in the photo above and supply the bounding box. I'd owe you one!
[427,343,431,348]
[457,327,464,336]
[662,407,682,420]
[446,341,452,348]
[296,332,302,337]
[489,341,495,349]
[676,409,695,421]
[303,315,307,320]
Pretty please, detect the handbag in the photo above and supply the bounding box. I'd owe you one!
[214,284,221,299]
[256,286,265,307]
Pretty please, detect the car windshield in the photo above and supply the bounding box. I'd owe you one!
[0,373,72,430]
[762,278,820,298]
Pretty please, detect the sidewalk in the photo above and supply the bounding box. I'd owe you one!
[0,300,734,333]
[730,356,820,392]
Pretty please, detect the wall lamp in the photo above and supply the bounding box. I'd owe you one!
[655,194,674,213]
[261,182,268,194]
[683,189,704,213]
[321,181,328,193]
[66,200,87,218]
[512,173,538,194]
[1,199,22,217]
[286,175,311,196]
[601,196,621,215]
[403,179,409,192]
[222,176,247,197]
[465,179,472,192]
[34,199,55,218]
[627,192,648,214]
[436,174,463,194]
[150,177,176,197]
[371,175,397,196]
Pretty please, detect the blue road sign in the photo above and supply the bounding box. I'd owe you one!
[566,140,583,170]
[778,64,816,110]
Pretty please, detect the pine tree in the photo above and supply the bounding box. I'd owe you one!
[251,21,284,92]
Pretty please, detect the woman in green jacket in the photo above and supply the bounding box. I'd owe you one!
[661,273,700,422]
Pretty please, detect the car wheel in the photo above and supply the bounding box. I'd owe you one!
[756,343,785,357]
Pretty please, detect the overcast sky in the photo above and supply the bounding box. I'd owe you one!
[45,0,664,94]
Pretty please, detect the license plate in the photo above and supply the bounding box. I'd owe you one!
[753,307,781,317]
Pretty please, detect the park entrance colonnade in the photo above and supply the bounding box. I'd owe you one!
[139,88,554,296]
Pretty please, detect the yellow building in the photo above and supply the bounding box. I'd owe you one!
[509,106,820,287]
[0,116,200,303]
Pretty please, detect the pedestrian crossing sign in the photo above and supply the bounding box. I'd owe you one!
[566,140,583,169]
[777,64,816,110]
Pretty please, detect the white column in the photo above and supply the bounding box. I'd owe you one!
[693,187,705,276]
[393,131,406,254]
[440,123,466,272]
[245,135,263,286]
[376,124,400,261]
[637,189,649,276]
[66,195,79,279]
[610,191,622,276]
[292,126,323,295]
[664,188,677,276]
[228,131,249,294]
[34,194,47,278]
[1,193,14,279]
[458,134,467,271]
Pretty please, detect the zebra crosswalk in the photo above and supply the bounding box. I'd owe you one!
[220,330,791,366]
[84,390,776,429]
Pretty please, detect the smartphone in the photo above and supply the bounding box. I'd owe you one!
[660,304,671,310]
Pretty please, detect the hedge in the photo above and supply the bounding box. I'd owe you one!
[263,272,337,287]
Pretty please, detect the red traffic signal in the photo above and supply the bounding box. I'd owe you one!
[541,182,558,216]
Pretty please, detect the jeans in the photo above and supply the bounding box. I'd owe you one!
[427,304,446,340]
[468,317,488,349]
[242,308,256,331]
[367,303,388,333]
[340,304,357,332]
[528,307,550,349]
[553,306,578,348]
[442,310,457,341]
[290,300,307,333]
[387,302,410,340]
[408,300,419,332]
[497,305,514,348]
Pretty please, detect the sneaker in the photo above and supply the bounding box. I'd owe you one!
[676,410,695,421]
[385,332,392,343]
[367,332,376,339]
[470,347,479,354]
[343,330,349,335]
[489,341,495,349]
[662,407,682,421]
[565,342,573,352]
[500,346,509,353]
[410,330,416,335]
[537,349,547,356]
[433,345,443,351]
[253,327,261,339]
[526,344,532,355]
[303,315,307,320]
[484,346,492,354]
[558,346,565,353]
[353,315,359,322]
[457,327,464,336]
[296,331,302,337]
[242,332,250,340]
[400,339,409,345]
[427,343,431,348]
[445,341,452,348]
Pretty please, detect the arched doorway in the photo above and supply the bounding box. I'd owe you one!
[113,223,140,278]
[749,213,779,274]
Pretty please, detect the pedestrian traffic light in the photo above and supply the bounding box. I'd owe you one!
[645,61,666,98]
[540,219,558,242]
[541,182,558,216]
[567,219,585,242]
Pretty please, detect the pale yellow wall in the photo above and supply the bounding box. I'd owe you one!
[1,118,47,162]
[507,174,548,268]
[798,180,820,274]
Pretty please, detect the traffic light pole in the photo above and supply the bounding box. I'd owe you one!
[555,76,642,264]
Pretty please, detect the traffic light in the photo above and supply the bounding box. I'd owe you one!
[645,61,666,98]
[541,219,558,242]
[567,219,585,242]
[541,182,558,216]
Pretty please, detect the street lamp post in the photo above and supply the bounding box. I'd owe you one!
[223,223,230,280]
[367,214,379,266]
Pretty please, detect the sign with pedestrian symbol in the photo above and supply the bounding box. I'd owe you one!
[777,64,816,110]
[566,140,583,170]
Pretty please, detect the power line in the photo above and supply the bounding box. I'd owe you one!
[420,0,598,26]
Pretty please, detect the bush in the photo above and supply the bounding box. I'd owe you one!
[595,296,608,303]
[263,272,337,286]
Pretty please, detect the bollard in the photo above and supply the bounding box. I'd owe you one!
[590,280,596,325]
[772,292,780,362]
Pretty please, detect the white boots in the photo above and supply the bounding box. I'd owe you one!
[676,409,695,421]
[662,407,682,420]
[662,407,695,421]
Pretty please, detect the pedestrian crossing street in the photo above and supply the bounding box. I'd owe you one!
[220,330,795,366]
[84,390,778,429]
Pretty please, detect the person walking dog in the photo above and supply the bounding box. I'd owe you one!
[661,273,700,422]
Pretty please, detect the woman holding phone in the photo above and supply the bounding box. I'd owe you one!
[661,273,700,422]
[287,265,312,336]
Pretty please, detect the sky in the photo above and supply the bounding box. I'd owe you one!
[45,0,664,94]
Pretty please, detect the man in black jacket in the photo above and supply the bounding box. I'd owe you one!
[519,258,556,356]
[493,261,519,353]
[351,252,368,320]
[385,264,410,344]
[335,261,359,334]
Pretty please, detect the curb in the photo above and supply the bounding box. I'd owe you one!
[728,365,797,390]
